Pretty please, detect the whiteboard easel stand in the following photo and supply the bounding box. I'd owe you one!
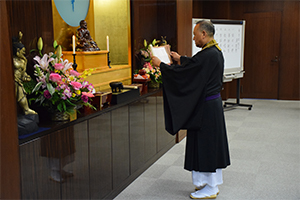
[223,78,253,110]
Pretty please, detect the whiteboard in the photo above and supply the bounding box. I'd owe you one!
[192,19,245,76]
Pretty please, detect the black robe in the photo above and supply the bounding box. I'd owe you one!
[160,45,230,172]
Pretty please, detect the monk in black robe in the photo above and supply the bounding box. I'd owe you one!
[152,20,230,199]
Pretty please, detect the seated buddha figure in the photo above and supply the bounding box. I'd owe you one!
[76,20,100,51]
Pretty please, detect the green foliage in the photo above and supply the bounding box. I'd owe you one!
[23,78,37,95]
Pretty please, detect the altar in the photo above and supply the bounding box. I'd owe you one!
[62,51,131,91]
[62,50,109,72]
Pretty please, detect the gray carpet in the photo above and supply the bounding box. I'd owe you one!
[114,99,300,200]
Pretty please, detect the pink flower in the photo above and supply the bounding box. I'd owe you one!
[61,88,72,100]
[49,73,61,82]
[43,90,51,99]
[70,81,82,90]
[36,76,47,88]
[58,83,68,90]
[82,92,94,98]
[143,62,153,70]
[81,95,89,103]
[87,84,94,92]
[82,80,89,87]
[54,63,64,70]
[70,70,80,77]
[147,63,153,70]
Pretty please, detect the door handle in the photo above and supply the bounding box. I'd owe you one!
[271,56,279,62]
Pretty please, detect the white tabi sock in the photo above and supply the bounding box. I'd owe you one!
[190,184,219,199]
[50,170,64,182]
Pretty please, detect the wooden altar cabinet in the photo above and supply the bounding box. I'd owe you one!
[62,50,109,72]
[62,51,131,91]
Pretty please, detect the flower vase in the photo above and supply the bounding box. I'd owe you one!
[51,112,70,121]
[69,109,77,121]
[148,81,160,88]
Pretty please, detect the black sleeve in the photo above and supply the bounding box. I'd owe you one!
[159,48,221,135]
[180,56,190,64]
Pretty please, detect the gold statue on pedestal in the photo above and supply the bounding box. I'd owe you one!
[13,31,37,115]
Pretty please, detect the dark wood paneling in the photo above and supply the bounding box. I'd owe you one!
[19,90,175,200]
[144,96,157,160]
[243,0,283,13]
[278,1,299,100]
[229,1,244,20]
[89,113,113,199]
[157,0,177,51]
[242,11,281,99]
[62,123,89,199]
[129,101,145,174]
[193,0,203,18]
[7,0,54,76]
[34,0,54,53]
[111,106,130,188]
[202,0,230,19]
[130,0,177,71]
[7,0,53,53]
[0,1,20,199]
[7,0,39,52]
[157,96,174,151]
[131,0,158,72]
[20,125,89,199]
[20,137,61,199]
[176,130,186,143]
[177,0,193,57]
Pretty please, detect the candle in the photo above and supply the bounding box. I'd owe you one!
[72,35,76,54]
[106,36,109,52]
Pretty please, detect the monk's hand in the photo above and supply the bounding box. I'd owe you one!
[152,56,161,67]
[170,51,181,62]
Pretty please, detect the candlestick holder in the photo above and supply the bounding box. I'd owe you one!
[72,53,78,71]
[107,51,111,68]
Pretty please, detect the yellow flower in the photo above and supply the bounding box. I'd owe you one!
[80,68,94,79]
[72,93,76,97]
[76,90,81,95]
[87,68,93,75]
[144,68,150,73]
[69,76,74,81]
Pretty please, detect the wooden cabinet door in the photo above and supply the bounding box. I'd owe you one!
[242,12,281,99]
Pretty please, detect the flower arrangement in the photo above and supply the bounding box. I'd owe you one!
[137,37,168,84]
[30,38,95,115]
[142,62,162,84]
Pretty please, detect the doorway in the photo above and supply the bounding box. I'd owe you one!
[242,12,281,99]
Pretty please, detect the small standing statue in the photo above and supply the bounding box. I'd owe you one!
[13,32,37,115]
[76,20,100,51]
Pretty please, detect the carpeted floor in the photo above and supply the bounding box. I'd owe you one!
[114,99,300,200]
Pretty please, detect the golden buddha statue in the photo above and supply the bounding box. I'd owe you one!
[13,32,37,115]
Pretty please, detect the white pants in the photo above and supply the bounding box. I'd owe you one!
[48,154,74,170]
[192,169,223,187]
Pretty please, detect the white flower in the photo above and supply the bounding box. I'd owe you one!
[61,59,73,73]
[33,54,54,71]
